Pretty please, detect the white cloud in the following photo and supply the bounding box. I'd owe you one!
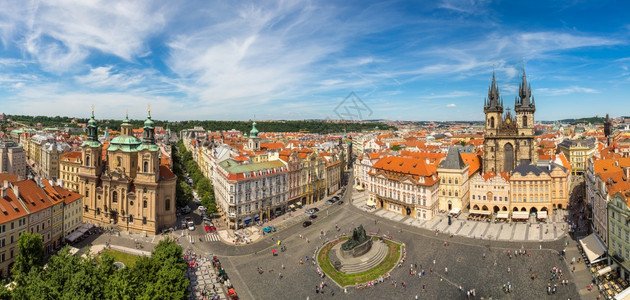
[535,86,598,96]
[74,66,146,89]
[9,1,171,73]
[446,103,456,107]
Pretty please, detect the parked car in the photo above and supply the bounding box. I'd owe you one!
[326,200,335,205]
[187,221,195,231]
[312,208,320,213]
[305,208,315,215]
[262,226,276,233]
[337,200,344,205]
[302,220,312,227]
[198,206,207,211]
[309,214,317,220]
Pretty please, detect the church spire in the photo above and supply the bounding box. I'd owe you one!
[484,71,503,113]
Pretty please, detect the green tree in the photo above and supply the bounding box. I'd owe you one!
[12,232,44,281]
[390,145,401,151]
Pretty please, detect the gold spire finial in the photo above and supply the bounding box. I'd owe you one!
[148,104,151,117]
[91,104,94,117]
[126,109,129,119]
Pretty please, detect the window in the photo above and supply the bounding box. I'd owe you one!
[112,191,118,203]
[143,200,148,208]
[96,208,101,215]
[86,155,90,166]
[143,217,147,225]
[129,215,133,223]
[143,161,149,173]
[85,205,89,212]
[165,199,171,211]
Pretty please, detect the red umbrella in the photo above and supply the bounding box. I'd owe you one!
[272,249,276,255]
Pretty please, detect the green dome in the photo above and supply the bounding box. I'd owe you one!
[88,117,97,127]
[144,116,155,128]
[110,135,142,145]
[249,121,259,138]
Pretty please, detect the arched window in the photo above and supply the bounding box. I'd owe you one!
[96,208,101,215]
[165,199,171,211]
[129,215,133,223]
[522,116,528,127]
[454,179,458,184]
[143,161,149,173]
[112,191,118,203]
[489,117,495,128]
[143,199,148,208]
[86,155,90,166]
[84,205,89,212]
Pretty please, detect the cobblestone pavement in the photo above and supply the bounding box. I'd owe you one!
[70,177,584,300]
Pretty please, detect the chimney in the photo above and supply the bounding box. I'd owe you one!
[1,188,5,198]
[2,180,6,189]
[12,185,19,199]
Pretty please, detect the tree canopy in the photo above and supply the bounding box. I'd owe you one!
[2,238,188,300]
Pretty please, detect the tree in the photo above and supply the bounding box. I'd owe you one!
[390,145,401,151]
[12,232,44,281]
[460,140,466,147]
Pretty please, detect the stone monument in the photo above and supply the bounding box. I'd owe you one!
[341,225,372,258]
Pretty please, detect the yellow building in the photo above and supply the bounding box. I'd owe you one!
[437,147,479,212]
[79,109,177,235]
[557,137,597,175]
[60,151,82,192]
[510,161,569,218]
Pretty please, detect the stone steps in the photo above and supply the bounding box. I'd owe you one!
[339,240,388,274]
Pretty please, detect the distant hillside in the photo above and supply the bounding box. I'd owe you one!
[4,114,396,134]
[558,116,605,124]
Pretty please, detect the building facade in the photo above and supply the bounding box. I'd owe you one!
[215,158,287,229]
[608,191,630,280]
[0,182,28,279]
[469,172,511,213]
[369,156,439,220]
[60,151,82,192]
[482,71,537,173]
[79,110,177,235]
[0,141,26,180]
[557,137,597,175]
[437,147,470,212]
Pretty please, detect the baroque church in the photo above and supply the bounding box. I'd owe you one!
[482,70,537,173]
[79,108,177,234]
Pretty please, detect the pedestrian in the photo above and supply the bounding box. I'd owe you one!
[433,259,436,265]
[445,267,448,274]
[282,263,285,270]
[279,272,282,279]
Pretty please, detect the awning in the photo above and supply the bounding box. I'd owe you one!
[615,285,630,300]
[243,217,252,223]
[296,202,302,207]
[254,214,260,221]
[579,234,607,263]
[355,185,364,191]
[366,199,376,207]
[289,204,295,209]
[469,209,491,215]
[449,207,461,215]
[497,212,509,219]
[512,211,529,219]
[537,211,548,219]
[597,263,619,276]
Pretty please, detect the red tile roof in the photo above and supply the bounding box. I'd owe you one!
[14,180,53,213]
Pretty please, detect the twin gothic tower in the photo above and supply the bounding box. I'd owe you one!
[482,69,537,173]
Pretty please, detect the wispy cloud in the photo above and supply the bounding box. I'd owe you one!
[535,86,598,96]
[446,103,456,107]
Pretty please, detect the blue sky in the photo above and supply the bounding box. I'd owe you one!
[1,0,629,122]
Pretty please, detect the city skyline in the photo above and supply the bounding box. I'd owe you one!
[1,1,629,121]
